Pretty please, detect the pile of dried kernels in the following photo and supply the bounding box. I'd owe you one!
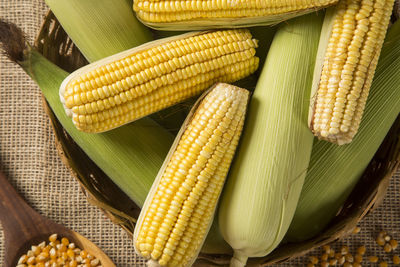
[306,228,399,267]
[16,234,102,267]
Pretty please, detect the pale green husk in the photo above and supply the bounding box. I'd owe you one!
[218,13,323,266]
[22,49,173,207]
[41,0,174,206]
[286,19,400,241]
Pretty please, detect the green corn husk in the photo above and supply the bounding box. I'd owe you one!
[41,0,176,207]
[286,19,400,241]
[19,47,173,207]
[218,14,323,266]
[44,0,152,62]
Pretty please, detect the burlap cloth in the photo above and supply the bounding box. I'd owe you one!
[0,1,399,266]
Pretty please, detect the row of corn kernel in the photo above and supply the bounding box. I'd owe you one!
[16,234,101,267]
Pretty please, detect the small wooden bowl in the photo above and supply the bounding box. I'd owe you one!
[35,11,400,266]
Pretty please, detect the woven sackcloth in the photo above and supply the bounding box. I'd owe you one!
[0,1,399,266]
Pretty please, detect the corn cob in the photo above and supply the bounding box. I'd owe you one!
[134,83,249,267]
[287,19,400,241]
[218,14,322,266]
[133,0,338,30]
[59,30,259,133]
[309,0,395,145]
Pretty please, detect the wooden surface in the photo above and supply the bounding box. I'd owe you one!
[0,170,115,267]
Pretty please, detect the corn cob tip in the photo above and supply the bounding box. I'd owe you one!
[59,30,258,133]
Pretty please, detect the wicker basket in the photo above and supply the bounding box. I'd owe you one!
[35,11,400,266]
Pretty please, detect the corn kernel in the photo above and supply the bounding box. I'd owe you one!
[377,236,386,246]
[369,256,379,263]
[323,245,331,253]
[49,234,58,243]
[393,255,400,265]
[391,239,399,250]
[384,243,392,253]
[80,250,88,259]
[18,255,28,264]
[341,246,349,255]
[352,226,361,234]
[343,262,353,267]
[90,258,100,266]
[357,246,366,255]
[321,253,329,261]
[321,261,329,267]
[354,254,362,263]
[329,259,337,265]
[345,254,354,263]
[309,256,319,264]
[379,261,388,267]
[61,237,70,246]
[27,256,35,265]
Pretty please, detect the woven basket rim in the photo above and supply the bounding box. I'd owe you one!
[35,10,400,266]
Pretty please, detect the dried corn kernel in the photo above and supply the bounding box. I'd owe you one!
[18,255,28,264]
[393,255,400,265]
[377,236,386,246]
[357,246,366,255]
[321,261,329,267]
[49,234,58,243]
[341,246,349,255]
[391,239,399,250]
[321,253,329,261]
[384,243,392,253]
[379,261,388,267]
[352,226,361,234]
[17,235,100,267]
[369,256,379,263]
[354,254,363,263]
[310,256,319,264]
[346,254,354,263]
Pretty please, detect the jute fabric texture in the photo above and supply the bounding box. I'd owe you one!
[0,1,398,266]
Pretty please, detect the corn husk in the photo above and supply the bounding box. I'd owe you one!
[218,13,323,266]
[286,19,400,241]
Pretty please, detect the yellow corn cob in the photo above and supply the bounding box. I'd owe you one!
[133,0,338,30]
[133,83,249,267]
[60,30,259,133]
[309,0,395,145]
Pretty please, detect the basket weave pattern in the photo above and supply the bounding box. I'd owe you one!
[35,11,400,266]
